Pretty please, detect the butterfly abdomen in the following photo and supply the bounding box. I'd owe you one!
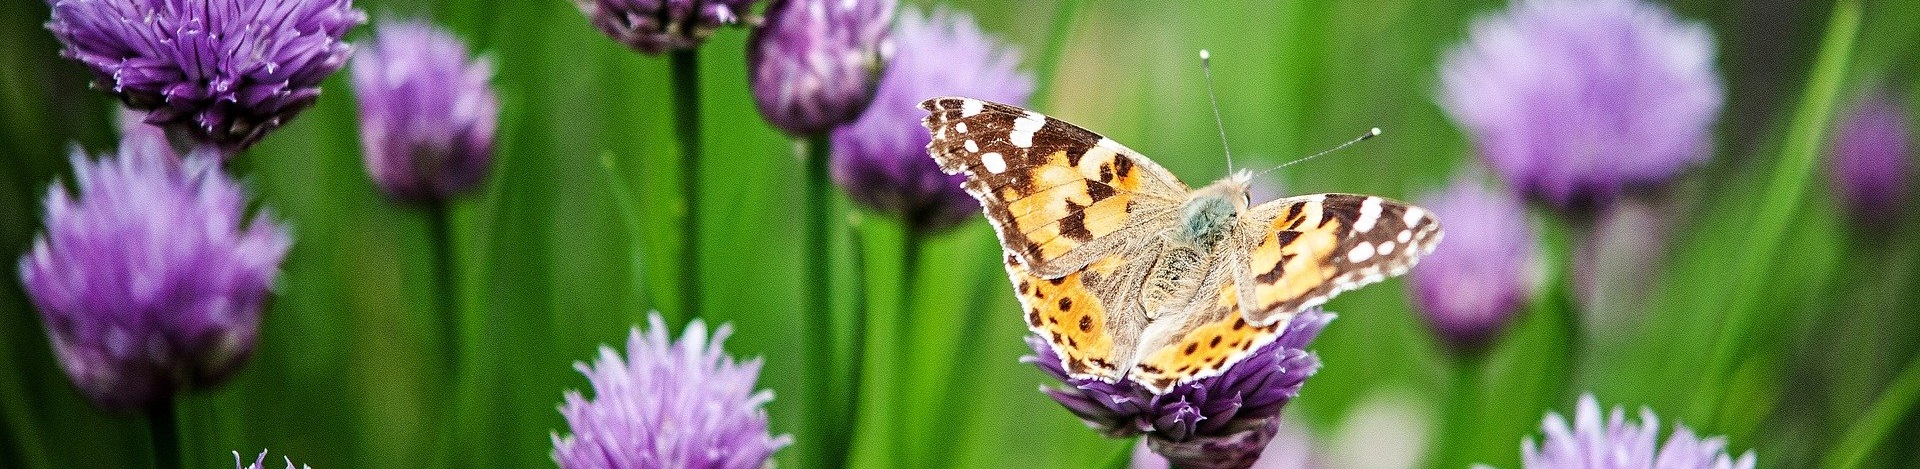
[1140,246,1206,320]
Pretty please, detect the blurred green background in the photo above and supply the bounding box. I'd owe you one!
[3,0,1918,468]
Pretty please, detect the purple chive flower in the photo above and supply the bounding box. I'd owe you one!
[1482,394,1755,469]
[236,450,311,469]
[831,6,1032,234]
[575,0,760,55]
[1439,0,1724,212]
[46,0,365,153]
[1408,180,1541,353]
[749,0,896,136]
[17,121,293,412]
[553,313,791,469]
[1027,309,1333,469]
[1827,90,1913,225]
[350,20,499,203]
[1132,418,1320,469]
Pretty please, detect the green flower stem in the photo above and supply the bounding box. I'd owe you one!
[800,134,852,469]
[894,224,924,466]
[1551,270,1581,398]
[843,219,872,463]
[844,218,899,467]
[424,199,461,370]
[1821,351,1920,469]
[423,197,463,467]
[669,48,703,321]
[1433,351,1489,468]
[147,399,180,469]
[1689,0,1858,425]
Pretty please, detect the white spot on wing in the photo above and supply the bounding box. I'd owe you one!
[1097,138,1124,151]
[981,152,1006,173]
[955,122,967,133]
[1404,207,1425,226]
[1354,197,1383,233]
[1377,241,1396,256]
[964,139,979,152]
[961,99,984,117]
[1009,111,1046,148]
[1397,230,1412,243]
[1347,241,1375,262]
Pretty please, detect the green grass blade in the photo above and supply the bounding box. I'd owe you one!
[1822,352,1920,469]
[1689,0,1860,426]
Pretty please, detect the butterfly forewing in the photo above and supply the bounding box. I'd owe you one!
[1236,194,1443,326]
[920,97,1187,277]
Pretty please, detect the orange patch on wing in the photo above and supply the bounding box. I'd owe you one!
[1129,282,1281,393]
[1009,256,1118,380]
[1000,149,1137,262]
[1248,204,1345,316]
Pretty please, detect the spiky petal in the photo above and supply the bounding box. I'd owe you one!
[552,313,791,469]
[1028,309,1333,469]
[351,20,499,203]
[47,0,365,153]
[18,119,292,411]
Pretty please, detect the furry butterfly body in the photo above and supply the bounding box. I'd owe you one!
[921,97,1442,393]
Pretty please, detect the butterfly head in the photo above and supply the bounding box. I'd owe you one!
[1192,169,1256,214]
[1176,170,1255,249]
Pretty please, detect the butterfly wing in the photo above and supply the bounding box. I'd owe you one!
[1125,271,1286,393]
[1005,252,1151,381]
[921,96,1188,278]
[924,96,1188,381]
[1235,194,1444,326]
[1124,194,1441,392]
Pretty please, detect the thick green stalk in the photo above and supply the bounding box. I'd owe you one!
[800,134,851,469]
[669,48,704,321]
[846,219,905,467]
[895,225,923,466]
[424,199,461,370]
[1689,0,1858,425]
[842,220,871,467]
[1433,352,1488,468]
[147,399,180,469]
[1821,352,1920,469]
[423,198,462,467]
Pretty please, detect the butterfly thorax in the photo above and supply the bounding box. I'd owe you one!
[1139,172,1252,319]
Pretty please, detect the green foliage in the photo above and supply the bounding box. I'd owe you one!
[2,0,1917,468]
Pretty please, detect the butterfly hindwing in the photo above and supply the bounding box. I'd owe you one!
[1005,253,1123,381]
[1128,278,1284,393]
[1237,194,1443,326]
[921,97,1187,277]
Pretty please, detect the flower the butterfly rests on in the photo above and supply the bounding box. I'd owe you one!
[920,96,1443,394]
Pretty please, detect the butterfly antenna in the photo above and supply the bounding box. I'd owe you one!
[1200,49,1235,174]
[1256,127,1383,178]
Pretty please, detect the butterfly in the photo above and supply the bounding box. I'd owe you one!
[920,97,1443,393]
